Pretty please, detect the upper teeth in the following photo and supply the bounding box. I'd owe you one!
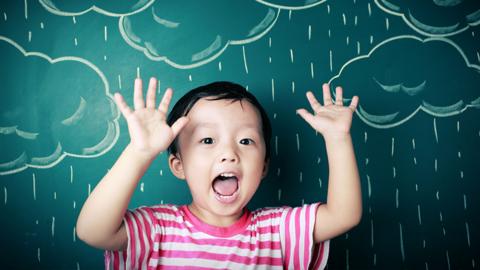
[220,173,235,177]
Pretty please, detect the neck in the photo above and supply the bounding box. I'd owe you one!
[188,203,244,227]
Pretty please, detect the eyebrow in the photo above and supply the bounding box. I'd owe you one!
[191,122,260,131]
[191,123,217,130]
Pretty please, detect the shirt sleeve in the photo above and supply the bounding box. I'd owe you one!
[279,203,330,270]
[104,206,156,270]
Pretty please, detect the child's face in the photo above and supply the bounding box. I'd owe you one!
[168,98,268,226]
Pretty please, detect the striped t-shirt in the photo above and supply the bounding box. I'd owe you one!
[105,203,329,269]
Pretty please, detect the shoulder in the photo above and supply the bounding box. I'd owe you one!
[250,206,288,224]
[128,204,184,223]
[255,203,321,224]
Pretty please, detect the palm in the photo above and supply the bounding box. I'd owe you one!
[311,104,354,134]
[114,78,188,156]
[297,84,359,138]
[125,109,174,153]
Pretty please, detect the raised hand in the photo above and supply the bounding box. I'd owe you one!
[114,77,189,157]
[297,83,359,139]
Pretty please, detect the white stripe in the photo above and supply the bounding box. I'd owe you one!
[150,257,283,270]
[153,212,183,222]
[318,240,330,269]
[249,217,282,228]
[157,241,282,258]
[118,250,125,270]
[279,209,287,260]
[148,257,157,267]
[132,210,150,269]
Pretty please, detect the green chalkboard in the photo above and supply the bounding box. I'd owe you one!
[1,0,479,269]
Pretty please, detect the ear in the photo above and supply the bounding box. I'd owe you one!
[261,158,270,178]
[168,153,186,180]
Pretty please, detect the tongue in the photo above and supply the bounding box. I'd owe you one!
[213,177,238,196]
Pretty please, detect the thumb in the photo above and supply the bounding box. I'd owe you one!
[171,116,189,137]
[296,109,316,128]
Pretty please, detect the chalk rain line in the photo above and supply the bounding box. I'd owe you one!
[51,216,55,237]
[68,165,73,184]
[399,223,405,262]
[33,173,36,200]
[271,78,275,102]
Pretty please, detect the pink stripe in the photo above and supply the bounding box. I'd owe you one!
[113,251,119,270]
[158,250,283,266]
[131,212,146,269]
[253,211,284,222]
[311,244,320,269]
[160,234,282,250]
[283,208,293,269]
[125,213,136,269]
[149,207,179,216]
[160,266,227,270]
[304,205,311,269]
[142,208,154,244]
[313,242,325,269]
[257,225,280,234]
[293,207,301,269]
[142,208,156,258]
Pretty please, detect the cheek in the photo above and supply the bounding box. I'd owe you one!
[243,147,266,162]
[242,153,266,174]
[182,149,213,174]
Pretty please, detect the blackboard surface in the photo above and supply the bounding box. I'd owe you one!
[1,1,479,269]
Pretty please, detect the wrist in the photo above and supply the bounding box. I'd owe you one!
[322,131,352,144]
[124,143,158,163]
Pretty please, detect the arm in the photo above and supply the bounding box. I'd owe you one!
[76,78,188,251]
[297,83,362,243]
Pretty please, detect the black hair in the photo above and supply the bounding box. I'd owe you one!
[167,81,272,161]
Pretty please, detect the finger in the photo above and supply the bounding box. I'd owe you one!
[158,88,173,114]
[146,77,157,109]
[335,86,343,106]
[114,93,133,118]
[296,108,317,128]
[322,83,333,106]
[306,91,322,113]
[171,116,189,137]
[133,78,145,110]
[349,96,359,111]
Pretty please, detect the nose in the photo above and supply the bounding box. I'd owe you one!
[221,155,237,163]
[219,143,239,163]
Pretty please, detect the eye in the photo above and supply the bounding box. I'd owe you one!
[200,137,214,144]
[239,138,253,145]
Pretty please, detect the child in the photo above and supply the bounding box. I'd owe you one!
[76,78,362,269]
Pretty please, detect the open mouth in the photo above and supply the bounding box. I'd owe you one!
[212,173,239,201]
